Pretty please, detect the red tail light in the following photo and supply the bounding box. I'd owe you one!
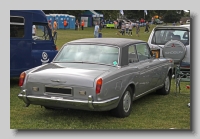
[55,46,58,50]
[96,78,102,94]
[19,72,26,86]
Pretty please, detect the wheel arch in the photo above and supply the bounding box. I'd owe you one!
[122,82,136,100]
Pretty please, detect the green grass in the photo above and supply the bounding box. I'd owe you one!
[10,25,191,130]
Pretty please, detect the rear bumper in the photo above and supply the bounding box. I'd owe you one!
[18,89,119,111]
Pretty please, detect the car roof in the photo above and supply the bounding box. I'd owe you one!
[179,24,190,30]
[67,38,145,48]
[154,25,190,31]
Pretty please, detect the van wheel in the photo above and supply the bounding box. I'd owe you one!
[157,73,171,95]
[111,87,133,118]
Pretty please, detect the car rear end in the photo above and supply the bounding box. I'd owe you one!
[148,26,190,70]
[18,63,120,111]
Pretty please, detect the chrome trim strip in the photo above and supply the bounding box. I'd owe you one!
[18,94,120,110]
[135,84,164,98]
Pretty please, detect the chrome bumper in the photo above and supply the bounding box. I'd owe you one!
[18,90,119,111]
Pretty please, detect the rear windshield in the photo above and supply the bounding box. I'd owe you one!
[53,44,119,66]
[151,29,189,45]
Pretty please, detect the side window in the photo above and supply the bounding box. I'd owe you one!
[32,24,51,41]
[152,30,164,44]
[128,45,138,63]
[135,43,151,61]
[10,16,25,38]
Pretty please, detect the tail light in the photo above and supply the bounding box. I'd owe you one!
[96,78,102,94]
[19,72,26,87]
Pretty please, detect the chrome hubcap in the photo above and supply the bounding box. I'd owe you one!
[123,91,131,113]
[165,76,170,92]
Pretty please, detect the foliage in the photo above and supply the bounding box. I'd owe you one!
[43,10,189,23]
[162,10,184,23]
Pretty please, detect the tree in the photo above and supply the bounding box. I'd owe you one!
[162,10,184,23]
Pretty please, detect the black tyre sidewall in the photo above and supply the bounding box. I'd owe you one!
[112,87,133,118]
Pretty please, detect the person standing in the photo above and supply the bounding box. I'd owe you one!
[135,23,140,37]
[81,20,85,30]
[144,22,150,33]
[128,22,133,36]
[125,22,129,35]
[94,22,99,38]
[53,20,57,31]
[32,25,36,36]
[121,23,125,35]
[118,20,122,29]
[63,19,68,30]
[75,19,78,30]
[48,20,52,30]
[99,20,103,31]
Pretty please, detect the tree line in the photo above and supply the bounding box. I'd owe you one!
[43,10,190,23]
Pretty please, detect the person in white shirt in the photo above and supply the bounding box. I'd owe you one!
[128,22,133,36]
[32,25,36,36]
[125,23,129,35]
[94,22,99,38]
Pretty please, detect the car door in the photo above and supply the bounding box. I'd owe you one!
[31,23,58,67]
[135,43,161,94]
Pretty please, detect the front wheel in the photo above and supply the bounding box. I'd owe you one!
[157,73,171,95]
[111,87,133,118]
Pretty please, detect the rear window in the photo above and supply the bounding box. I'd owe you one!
[151,29,189,45]
[54,44,119,66]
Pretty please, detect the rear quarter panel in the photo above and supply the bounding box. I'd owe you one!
[97,66,140,102]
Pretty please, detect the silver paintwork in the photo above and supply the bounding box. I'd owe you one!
[18,38,174,112]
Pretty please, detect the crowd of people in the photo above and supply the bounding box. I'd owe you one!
[114,20,150,37]
[45,18,151,38]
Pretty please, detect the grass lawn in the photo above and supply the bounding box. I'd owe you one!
[10,24,191,130]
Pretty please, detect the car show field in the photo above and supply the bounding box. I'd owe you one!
[10,26,190,129]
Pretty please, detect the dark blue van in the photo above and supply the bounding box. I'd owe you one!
[10,10,58,77]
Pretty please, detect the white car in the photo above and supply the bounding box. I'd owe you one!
[147,25,190,70]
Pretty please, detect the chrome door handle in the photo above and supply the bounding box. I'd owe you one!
[145,66,149,69]
[32,42,36,44]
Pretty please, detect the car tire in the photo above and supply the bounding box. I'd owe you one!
[157,73,171,95]
[111,87,133,118]
[44,106,55,110]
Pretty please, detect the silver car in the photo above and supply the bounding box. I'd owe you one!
[18,38,174,118]
[147,25,190,70]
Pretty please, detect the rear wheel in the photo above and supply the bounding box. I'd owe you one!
[157,73,171,95]
[111,87,133,118]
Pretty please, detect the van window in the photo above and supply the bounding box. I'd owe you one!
[10,16,24,38]
[151,29,189,45]
[32,24,51,41]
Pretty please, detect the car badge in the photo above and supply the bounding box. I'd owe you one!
[51,80,66,83]
[171,44,175,47]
